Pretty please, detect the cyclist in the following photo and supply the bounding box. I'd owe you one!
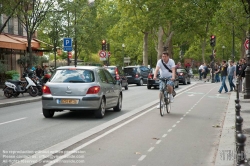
[153,51,176,109]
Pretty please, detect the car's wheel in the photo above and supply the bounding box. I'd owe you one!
[113,94,122,112]
[147,85,151,89]
[183,78,187,85]
[95,97,106,119]
[43,108,55,118]
[137,79,143,86]
[125,83,128,90]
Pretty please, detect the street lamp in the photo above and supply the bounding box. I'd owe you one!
[122,44,125,67]
[222,46,225,60]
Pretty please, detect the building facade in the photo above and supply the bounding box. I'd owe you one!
[0,13,43,85]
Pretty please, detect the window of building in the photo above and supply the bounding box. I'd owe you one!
[18,19,23,36]
[8,17,14,34]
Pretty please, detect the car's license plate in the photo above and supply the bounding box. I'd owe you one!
[155,80,159,83]
[60,99,79,104]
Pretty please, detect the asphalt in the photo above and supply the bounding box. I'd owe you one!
[0,85,249,165]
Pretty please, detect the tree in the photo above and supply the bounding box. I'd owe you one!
[15,0,54,68]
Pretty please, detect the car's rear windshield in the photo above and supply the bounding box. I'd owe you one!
[106,67,116,74]
[124,67,137,74]
[50,69,95,83]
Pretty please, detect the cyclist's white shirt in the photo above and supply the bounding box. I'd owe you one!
[156,59,175,78]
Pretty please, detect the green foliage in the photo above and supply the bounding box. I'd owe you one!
[5,70,19,79]
[0,62,8,74]
[17,54,41,68]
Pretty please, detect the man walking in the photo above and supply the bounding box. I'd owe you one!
[240,58,247,93]
[227,60,236,91]
[218,60,228,93]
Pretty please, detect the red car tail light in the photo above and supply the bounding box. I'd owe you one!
[87,86,100,94]
[43,85,51,94]
[148,73,153,79]
[115,75,120,80]
[179,73,183,76]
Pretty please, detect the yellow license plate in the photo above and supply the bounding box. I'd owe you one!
[61,99,78,104]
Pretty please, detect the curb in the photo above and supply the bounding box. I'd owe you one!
[214,92,235,166]
[0,97,41,108]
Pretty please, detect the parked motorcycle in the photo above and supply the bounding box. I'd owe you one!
[28,72,43,96]
[3,72,39,98]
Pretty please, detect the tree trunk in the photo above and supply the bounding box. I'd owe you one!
[201,37,206,63]
[27,32,33,68]
[143,32,148,66]
[157,26,164,60]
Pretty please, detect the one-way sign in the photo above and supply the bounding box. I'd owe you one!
[63,38,72,51]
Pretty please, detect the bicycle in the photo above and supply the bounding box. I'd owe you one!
[159,77,173,116]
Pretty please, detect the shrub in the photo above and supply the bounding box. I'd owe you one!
[5,70,19,79]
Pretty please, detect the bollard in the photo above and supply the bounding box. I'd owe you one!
[236,133,247,165]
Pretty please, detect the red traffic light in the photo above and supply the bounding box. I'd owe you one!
[102,40,106,44]
[211,35,215,39]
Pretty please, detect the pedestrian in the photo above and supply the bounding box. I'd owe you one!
[35,65,43,78]
[240,58,247,93]
[236,59,243,92]
[214,63,220,82]
[218,60,228,93]
[198,63,204,80]
[202,63,209,82]
[227,60,236,91]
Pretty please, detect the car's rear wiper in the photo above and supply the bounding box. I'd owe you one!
[68,80,86,83]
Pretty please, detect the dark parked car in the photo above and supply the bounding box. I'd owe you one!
[177,68,191,85]
[104,66,128,90]
[147,68,179,89]
[123,66,150,86]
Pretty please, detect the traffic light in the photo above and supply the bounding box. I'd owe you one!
[106,43,110,51]
[102,40,106,50]
[210,35,216,47]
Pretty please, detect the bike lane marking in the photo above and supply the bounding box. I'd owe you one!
[0,117,27,126]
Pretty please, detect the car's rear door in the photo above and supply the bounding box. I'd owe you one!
[103,69,118,106]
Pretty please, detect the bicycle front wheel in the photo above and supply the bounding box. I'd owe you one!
[160,92,166,116]
[166,93,171,113]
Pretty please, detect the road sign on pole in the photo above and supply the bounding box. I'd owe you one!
[63,38,72,51]
[244,39,249,50]
[124,57,130,63]
[99,50,106,61]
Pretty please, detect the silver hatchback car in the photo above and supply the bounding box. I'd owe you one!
[42,66,122,119]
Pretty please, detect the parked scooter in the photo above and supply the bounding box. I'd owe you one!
[3,72,39,98]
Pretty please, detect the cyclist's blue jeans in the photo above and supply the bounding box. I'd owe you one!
[159,76,174,91]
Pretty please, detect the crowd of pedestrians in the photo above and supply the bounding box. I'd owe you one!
[198,58,247,94]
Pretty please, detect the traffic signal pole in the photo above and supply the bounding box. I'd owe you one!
[210,35,216,83]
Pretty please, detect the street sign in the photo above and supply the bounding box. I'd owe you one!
[63,38,72,51]
[244,39,249,50]
[124,57,130,63]
[99,50,106,61]
[68,52,72,59]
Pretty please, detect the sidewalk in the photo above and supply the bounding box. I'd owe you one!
[215,92,250,166]
[0,89,41,108]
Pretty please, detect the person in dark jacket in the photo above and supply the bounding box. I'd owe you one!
[240,58,247,93]
[35,65,43,78]
[218,60,228,93]
[236,59,243,91]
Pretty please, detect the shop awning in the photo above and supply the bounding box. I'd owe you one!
[5,34,40,49]
[0,34,26,50]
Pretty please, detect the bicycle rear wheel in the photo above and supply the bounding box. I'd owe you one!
[166,93,171,113]
[160,92,166,116]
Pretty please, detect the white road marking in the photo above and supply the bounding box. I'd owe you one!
[180,117,183,120]
[176,121,180,123]
[172,124,176,128]
[148,147,154,152]
[0,117,27,126]
[138,155,146,161]
[156,140,161,144]
[162,134,167,137]
[188,94,194,97]
[183,114,186,117]
[168,129,172,132]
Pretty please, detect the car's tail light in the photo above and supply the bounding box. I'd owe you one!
[43,85,51,94]
[87,86,100,94]
[179,73,183,76]
[148,73,153,79]
[135,72,139,78]
[115,68,118,75]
